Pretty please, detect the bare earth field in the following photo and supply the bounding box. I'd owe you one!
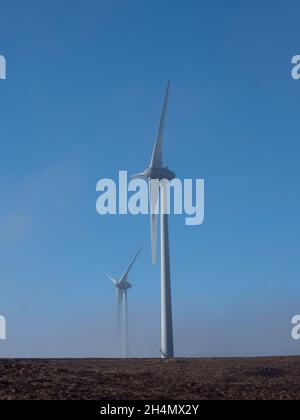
[0,357,300,400]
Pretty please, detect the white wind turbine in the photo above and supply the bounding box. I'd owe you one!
[102,247,142,358]
[132,81,175,358]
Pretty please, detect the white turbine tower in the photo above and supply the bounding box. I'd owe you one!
[132,81,175,358]
[102,247,142,358]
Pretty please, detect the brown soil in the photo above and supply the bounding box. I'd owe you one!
[0,357,299,400]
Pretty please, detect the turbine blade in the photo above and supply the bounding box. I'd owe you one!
[117,289,123,341]
[151,213,157,265]
[149,179,160,265]
[131,172,146,179]
[150,81,170,169]
[118,246,142,285]
[123,289,129,358]
[100,268,117,285]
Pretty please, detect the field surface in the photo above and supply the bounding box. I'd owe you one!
[0,357,299,400]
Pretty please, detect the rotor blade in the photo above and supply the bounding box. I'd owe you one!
[117,289,123,341]
[149,179,159,265]
[123,289,129,358]
[118,246,142,284]
[131,172,146,179]
[150,213,157,265]
[100,268,117,285]
[150,80,170,169]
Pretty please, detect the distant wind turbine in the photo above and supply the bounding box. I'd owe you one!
[132,81,175,358]
[101,247,142,358]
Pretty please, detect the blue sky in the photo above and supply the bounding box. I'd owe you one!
[0,0,300,357]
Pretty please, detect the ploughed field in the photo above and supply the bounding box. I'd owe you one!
[0,357,299,400]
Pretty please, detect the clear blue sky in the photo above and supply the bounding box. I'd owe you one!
[0,0,300,357]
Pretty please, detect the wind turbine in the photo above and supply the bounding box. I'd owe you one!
[102,246,142,358]
[132,81,175,358]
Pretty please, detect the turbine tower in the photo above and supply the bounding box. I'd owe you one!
[132,81,175,358]
[102,247,142,357]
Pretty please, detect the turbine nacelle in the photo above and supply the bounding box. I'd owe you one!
[134,167,176,181]
[117,281,132,290]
